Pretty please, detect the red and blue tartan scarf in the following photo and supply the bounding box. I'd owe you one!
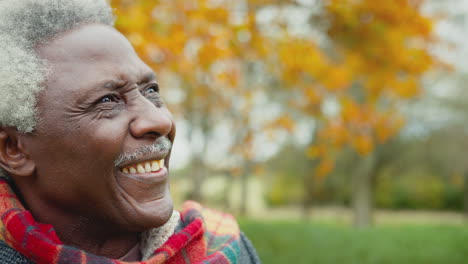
[0,179,241,263]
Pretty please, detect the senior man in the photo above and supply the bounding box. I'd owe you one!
[0,0,260,263]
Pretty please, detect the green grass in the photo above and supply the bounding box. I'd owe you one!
[239,219,468,264]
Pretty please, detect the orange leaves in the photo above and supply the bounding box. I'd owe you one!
[304,88,323,106]
[187,7,229,25]
[111,0,440,180]
[335,99,407,155]
[112,0,262,126]
[113,0,240,71]
[278,39,326,85]
[351,134,373,156]
[316,158,335,179]
[306,145,325,159]
[393,76,421,98]
[321,66,353,92]
[324,0,437,82]
[317,121,349,149]
[305,144,334,179]
[214,66,241,88]
[294,0,439,178]
[276,115,295,132]
[341,99,369,124]
[265,115,296,133]
[374,112,404,143]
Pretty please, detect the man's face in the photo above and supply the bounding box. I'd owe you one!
[18,24,176,231]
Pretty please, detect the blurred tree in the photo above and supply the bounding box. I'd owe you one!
[279,0,439,227]
[111,0,440,223]
[112,0,270,207]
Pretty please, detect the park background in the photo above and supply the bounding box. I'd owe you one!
[111,0,468,263]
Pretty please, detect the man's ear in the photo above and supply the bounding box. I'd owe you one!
[0,127,35,177]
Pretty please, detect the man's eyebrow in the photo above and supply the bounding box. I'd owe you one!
[138,72,157,85]
[73,79,124,105]
[102,79,127,90]
[97,72,157,92]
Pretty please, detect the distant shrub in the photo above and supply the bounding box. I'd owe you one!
[374,170,462,211]
[265,172,304,207]
[264,168,464,211]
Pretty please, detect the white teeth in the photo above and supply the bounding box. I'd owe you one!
[151,161,160,171]
[144,162,152,173]
[137,164,145,174]
[122,159,165,174]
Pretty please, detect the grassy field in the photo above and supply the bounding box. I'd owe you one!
[239,219,468,264]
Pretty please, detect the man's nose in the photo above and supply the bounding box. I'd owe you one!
[129,98,172,139]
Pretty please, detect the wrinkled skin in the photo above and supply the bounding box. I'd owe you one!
[8,24,176,258]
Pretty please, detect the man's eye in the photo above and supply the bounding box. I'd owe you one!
[98,94,119,103]
[144,85,159,95]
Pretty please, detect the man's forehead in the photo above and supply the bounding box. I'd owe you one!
[58,69,158,99]
[38,24,135,62]
[37,24,157,97]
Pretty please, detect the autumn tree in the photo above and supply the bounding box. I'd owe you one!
[111,0,440,222]
[112,0,275,207]
[248,0,439,225]
[287,0,438,227]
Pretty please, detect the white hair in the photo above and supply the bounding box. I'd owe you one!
[0,0,115,132]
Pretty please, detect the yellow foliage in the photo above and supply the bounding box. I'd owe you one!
[394,76,421,98]
[111,0,441,179]
[306,145,325,159]
[318,121,349,148]
[304,87,323,105]
[316,158,335,179]
[351,134,374,156]
[275,115,295,132]
[322,66,352,92]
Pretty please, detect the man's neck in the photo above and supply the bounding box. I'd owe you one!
[52,217,141,259]
[15,184,140,259]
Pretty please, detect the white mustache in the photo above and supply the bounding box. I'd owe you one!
[114,137,172,167]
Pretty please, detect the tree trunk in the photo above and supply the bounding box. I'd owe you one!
[187,116,210,203]
[302,175,314,221]
[239,162,253,217]
[464,171,468,218]
[302,124,320,221]
[223,171,233,211]
[302,160,316,221]
[187,157,205,202]
[351,154,376,228]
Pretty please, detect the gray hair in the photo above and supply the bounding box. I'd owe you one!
[0,0,115,133]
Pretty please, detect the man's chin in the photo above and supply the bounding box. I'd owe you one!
[116,186,175,231]
[129,195,174,231]
[110,168,175,231]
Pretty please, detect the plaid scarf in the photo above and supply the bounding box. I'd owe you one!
[0,179,241,264]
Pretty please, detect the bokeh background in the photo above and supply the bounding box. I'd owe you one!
[111,0,468,263]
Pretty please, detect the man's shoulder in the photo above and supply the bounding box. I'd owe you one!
[178,201,261,264]
[180,201,240,235]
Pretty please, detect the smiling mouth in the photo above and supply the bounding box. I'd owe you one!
[121,159,165,174]
[116,157,169,202]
